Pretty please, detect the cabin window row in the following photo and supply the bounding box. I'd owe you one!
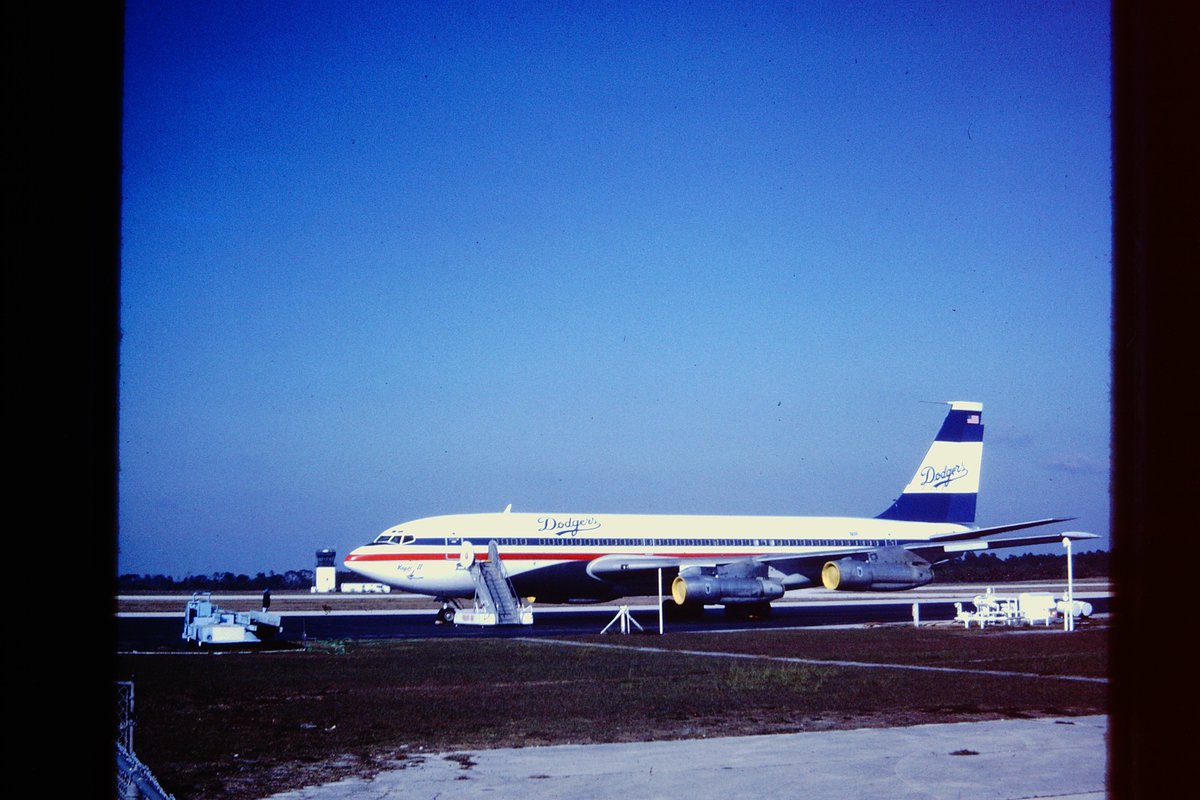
[411,537,895,548]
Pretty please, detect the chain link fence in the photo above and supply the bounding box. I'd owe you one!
[116,681,175,800]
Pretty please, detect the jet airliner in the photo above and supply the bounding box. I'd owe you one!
[345,402,1092,621]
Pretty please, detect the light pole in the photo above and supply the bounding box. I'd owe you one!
[658,568,664,635]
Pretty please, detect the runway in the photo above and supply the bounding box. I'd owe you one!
[116,581,1110,651]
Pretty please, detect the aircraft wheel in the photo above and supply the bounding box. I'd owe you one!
[663,600,705,620]
[435,606,456,624]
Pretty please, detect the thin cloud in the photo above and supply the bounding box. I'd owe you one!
[1045,455,1110,476]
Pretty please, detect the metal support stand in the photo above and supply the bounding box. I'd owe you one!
[912,602,920,627]
[1063,536,1075,632]
[601,605,644,634]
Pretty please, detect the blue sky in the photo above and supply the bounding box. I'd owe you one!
[120,1,1111,577]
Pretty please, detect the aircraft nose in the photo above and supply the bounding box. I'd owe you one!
[343,546,375,576]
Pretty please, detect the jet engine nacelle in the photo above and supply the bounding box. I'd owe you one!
[821,547,933,591]
[672,563,785,605]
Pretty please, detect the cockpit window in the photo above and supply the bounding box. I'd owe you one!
[369,532,415,545]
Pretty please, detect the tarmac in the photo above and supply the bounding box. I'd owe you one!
[263,714,1108,800]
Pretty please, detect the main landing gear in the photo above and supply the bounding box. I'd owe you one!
[660,600,774,621]
[723,601,773,620]
[661,599,706,621]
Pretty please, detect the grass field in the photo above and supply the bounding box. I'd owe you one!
[116,621,1108,799]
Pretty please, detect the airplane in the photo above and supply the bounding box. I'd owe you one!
[344,401,1094,622]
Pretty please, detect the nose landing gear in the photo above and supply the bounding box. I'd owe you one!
[435,599,460,624]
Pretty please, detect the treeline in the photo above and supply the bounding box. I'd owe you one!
[934,550,1109,583]
[116,569,355,592]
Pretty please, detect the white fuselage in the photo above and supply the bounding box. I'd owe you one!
[344,511,969,602]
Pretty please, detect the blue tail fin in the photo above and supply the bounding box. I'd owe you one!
[876,401,984,523]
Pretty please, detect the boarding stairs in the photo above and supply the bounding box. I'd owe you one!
[455,540,534,626]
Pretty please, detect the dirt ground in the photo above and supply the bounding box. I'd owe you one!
[116,619,1108,799]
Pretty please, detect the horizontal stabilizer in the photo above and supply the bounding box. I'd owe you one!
[931,517,1076,543]
[969,530,1098,549]
[914,529,1097,564]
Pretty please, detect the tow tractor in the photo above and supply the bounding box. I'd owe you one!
[182,592,282,647]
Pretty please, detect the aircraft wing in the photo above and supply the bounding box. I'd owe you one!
[583,518,1092,587]
[586,551,839,591]
[586,551,865,579]
[586,553,697,580]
